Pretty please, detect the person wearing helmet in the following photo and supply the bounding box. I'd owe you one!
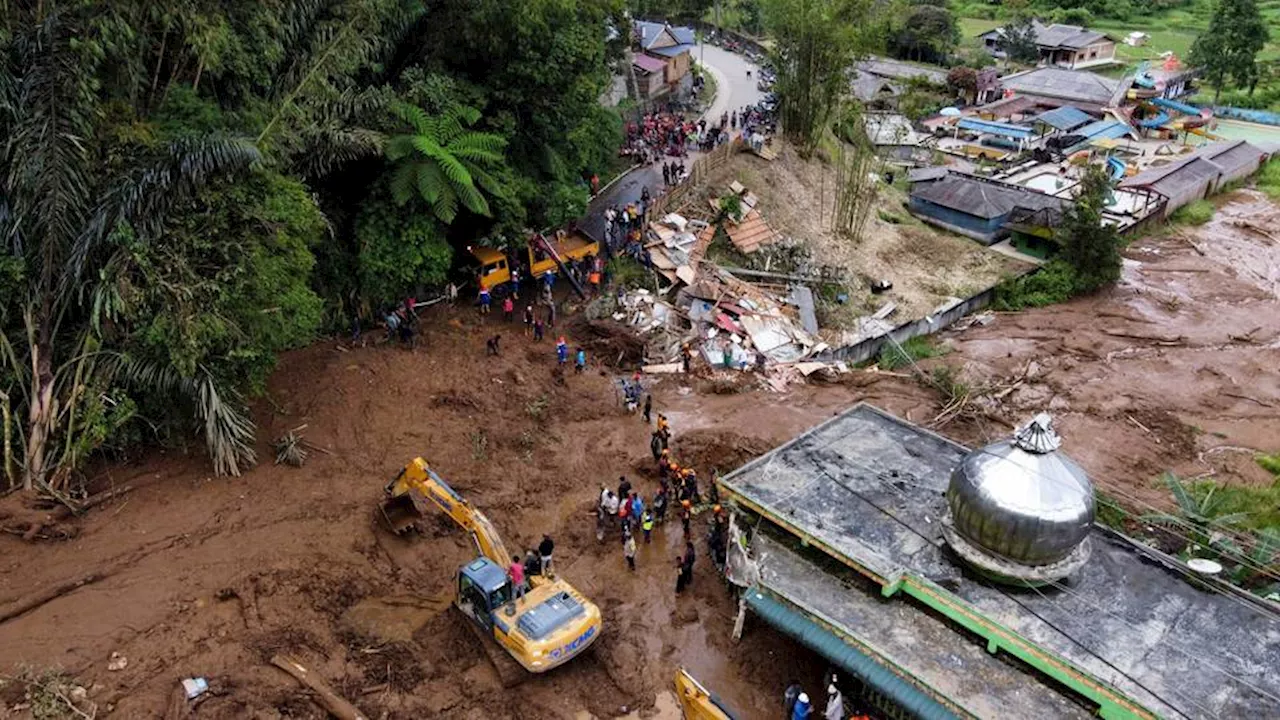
[791,692,812,720]
[556,337,568,365]
[680,499,692,538]
[784,681,803,718]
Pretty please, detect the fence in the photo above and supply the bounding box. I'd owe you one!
[648,138,745,219]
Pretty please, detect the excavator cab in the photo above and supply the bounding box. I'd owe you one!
[457,558,514,628]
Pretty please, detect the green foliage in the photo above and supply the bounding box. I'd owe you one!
[1257,160,1280,198]
[877,336,948,370]
[1171,198,1216,225]
[1057,165,1124,294]
[1000,15,1041,65]
[606,256,653,289]
[719,194,744,219]
[355,198,454,306]
[1190,0,1271,100]
[386,101,509,224]
[992,261,1078,310]
[886,4,959,64]
[1257,453,1280,478]
[762,0,877,153]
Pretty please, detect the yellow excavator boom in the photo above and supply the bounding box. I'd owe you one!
[381,457,511,565]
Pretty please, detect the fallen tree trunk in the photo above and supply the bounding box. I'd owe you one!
[270,654,369,720]
[0,573,103,625]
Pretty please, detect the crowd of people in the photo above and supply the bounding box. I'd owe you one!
[591,408,730,596]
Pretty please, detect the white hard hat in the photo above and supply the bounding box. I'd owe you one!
[798,693,809,703]
[828,684,838,694]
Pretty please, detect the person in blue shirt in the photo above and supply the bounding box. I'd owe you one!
[574,348,586,374]
[556,337,568,365]
[630,493,645,527]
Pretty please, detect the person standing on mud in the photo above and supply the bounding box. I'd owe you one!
[556,336,568,365]
[538,534,555,576]
[680,499,692,539]
[624,529,637,571]
[784,681,803,719]
[642,509,654,543]
[575,347,586,374]
[653,485,668,524]
[533,317,545,342]
[479,286,491,316]
[643,394,652,424]
[523,305,534,336]
[502,295,514,323]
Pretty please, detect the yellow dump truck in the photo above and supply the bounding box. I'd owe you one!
[471,231,599,292]
[675,668,737,719]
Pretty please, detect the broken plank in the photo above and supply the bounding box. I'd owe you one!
[270,654,370,720]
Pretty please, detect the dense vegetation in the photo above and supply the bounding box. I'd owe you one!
[0,0,626,492]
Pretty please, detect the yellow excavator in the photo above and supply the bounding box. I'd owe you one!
[675,668,737,719]
[378,458,602,673]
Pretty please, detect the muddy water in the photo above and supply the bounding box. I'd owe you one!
[342,594,453,643]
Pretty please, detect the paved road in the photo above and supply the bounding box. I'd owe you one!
[581,44,764,243]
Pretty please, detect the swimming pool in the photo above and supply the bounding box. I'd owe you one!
[1196,118,1280,145]
[1020,171,1075,194]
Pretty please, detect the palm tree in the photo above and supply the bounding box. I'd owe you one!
[385,101,507,225]
[0,11,262,492]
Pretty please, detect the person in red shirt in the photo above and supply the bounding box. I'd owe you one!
[502,295,514,323]
[508,554,526,610]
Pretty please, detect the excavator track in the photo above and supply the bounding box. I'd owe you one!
[465,617,528,688]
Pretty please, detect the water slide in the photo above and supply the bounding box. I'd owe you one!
[1106,156,1127,180]
[1188,126,1225,141]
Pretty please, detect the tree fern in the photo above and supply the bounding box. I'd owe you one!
[385,101,507,225]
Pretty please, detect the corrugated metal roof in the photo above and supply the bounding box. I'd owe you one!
[632,54,666,74]
[634,20,695,50]
[911,175,1064,219]
[1032,106,1094,131]
[1194,140,1266,176]
[908,166,950,183]
[671,26,695,45]
[957,118,1035,139]
[1119,156,1223,196]
[1075,119,1135,141]
[856,56,947,85]
[1032,21,1110,49]
[649,43,694,58]
[1001,67,1119,104]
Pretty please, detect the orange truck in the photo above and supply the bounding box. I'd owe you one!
[471,230,599,293]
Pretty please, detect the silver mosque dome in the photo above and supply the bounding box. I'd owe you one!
[941,413,1095,584]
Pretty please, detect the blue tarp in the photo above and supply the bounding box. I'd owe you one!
[745,588,962,720]
[1138,111,1170,129]
[956,117,1035,140]
[1033,106,1093,132]
[1076,120,1133,141]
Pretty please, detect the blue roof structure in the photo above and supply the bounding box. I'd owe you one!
[1075,119,1135,141]
[634,20,696,51]
[956,118,1035,140]
[1033,106,1093,131]
[649,43,695,58]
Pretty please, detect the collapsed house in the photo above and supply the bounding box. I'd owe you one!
[1119,140,1271,217]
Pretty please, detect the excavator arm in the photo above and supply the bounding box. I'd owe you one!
[381,457,511,566]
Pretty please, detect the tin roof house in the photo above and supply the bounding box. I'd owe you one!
[979,21,1117,70]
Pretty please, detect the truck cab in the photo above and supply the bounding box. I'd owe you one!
[471,247,512,292]
[457,557,513,629]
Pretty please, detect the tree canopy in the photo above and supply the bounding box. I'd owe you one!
[1189,0,1271,102]
[0,0,626,492]
[761,0,877,153]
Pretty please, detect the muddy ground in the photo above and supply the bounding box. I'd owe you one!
[2,191,1278,719]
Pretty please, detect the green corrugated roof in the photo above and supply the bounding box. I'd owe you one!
[745,588,963,720]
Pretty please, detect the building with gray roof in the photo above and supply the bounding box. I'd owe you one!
[1120,141,1269,216]
[978,21,1117,69]
[998,67,1121,113]
[908,171,1064,244]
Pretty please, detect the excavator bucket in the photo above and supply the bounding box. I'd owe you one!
[378,489,429,534]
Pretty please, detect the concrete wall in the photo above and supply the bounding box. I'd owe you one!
[819,281,1014,364]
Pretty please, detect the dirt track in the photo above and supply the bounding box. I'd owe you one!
[2,192,1278,719]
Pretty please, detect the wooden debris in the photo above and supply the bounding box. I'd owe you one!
[0,573,104,625]
[724,209,780,254]
[270,654,369,720]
